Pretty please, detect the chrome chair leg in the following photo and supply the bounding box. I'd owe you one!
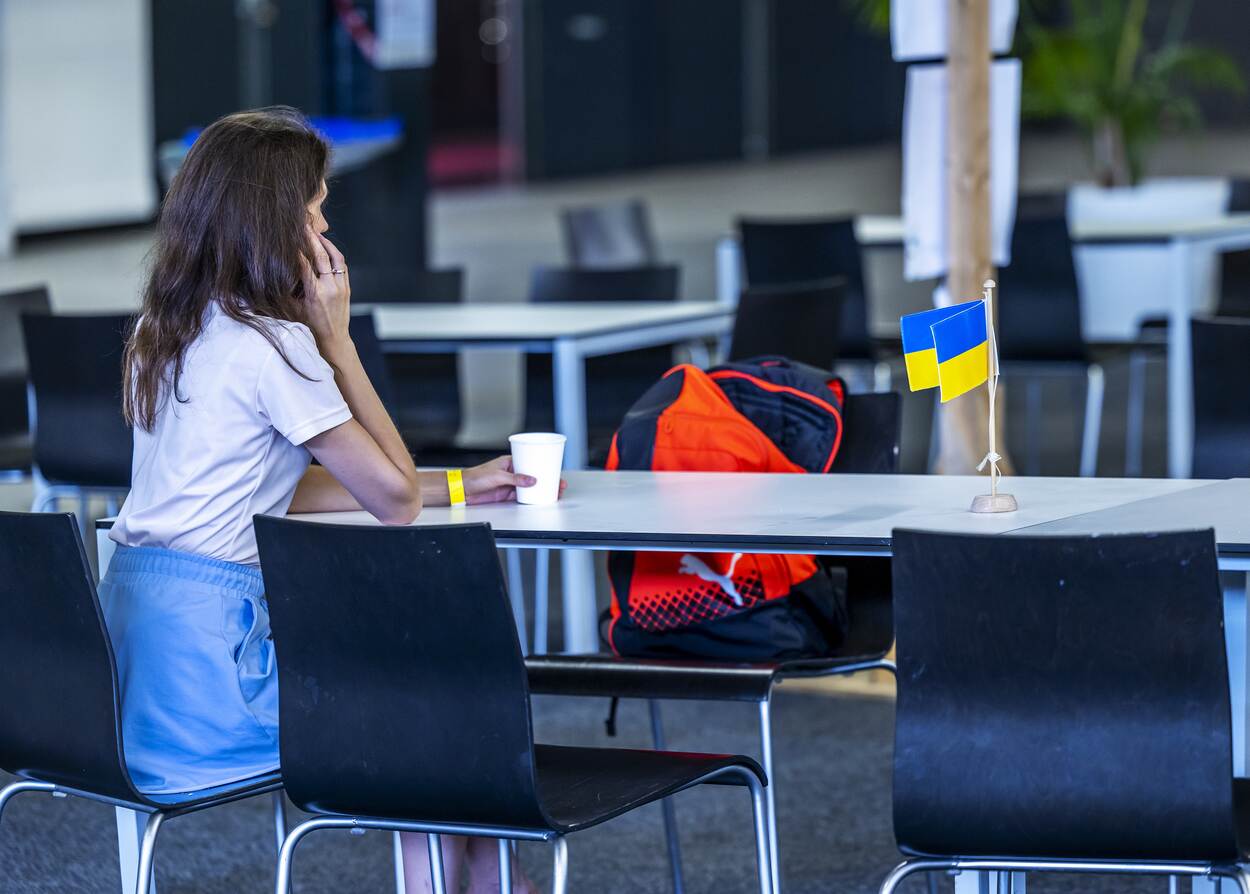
[427,832,448,894]
[758,698,780,894]
[552,836,569,894]
[0,780,56,822]
[649,699,686,894]
[881,860,960,894]
[274,817,335,894]
[498,838,513,894]
[738,768,775,894]
[271,792,287,854]
[134,811,164,894]
[1079,363,1105,478]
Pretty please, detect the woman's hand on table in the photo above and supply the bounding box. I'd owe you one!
[464,455,567,505]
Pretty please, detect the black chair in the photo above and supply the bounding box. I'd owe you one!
[561,198,660,269]
[526,392,900,893]
[254,517,773,894]
[737,217,885,388]
[881,528,1250,894]
[525,266,682,466]
[995,213,1103,477]
[0,285,51,479]
[0,512,284,894]
[1125,180,1250,475]
[22,313,133,524]
[347,312,397,418]
[729,278,844,370]
[1191,318,1250,478]
[349,268,479,465]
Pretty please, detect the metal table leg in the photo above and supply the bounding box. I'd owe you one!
[552,337,600,653]
[1167,239,1195,479]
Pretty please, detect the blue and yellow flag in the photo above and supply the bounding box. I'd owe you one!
[901,299,990,402]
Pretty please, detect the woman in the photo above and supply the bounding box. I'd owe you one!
[102,106,538,892]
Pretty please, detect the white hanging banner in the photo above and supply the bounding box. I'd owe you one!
[902,58,1021,282]
[891,0,1018,62]
[374,0,436,69]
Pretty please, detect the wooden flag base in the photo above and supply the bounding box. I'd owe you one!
[970,493,1018,513]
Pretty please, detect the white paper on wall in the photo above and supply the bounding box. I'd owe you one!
[375,0,436,69]
[902,58,1021,283]
[891,0,1018,62]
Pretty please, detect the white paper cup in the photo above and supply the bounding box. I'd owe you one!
[509,433,566,505]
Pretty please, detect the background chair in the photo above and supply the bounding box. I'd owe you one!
[995,212,1103,477]
[526,391,901,894]
[1125,178,1250,475]
[561,198,660,269]
[1191,317,1250,478]
[728,279,844,371]
[737,217,885,390]
[254,517,773,894]
[21,313,133,525]
[349,267,494,466]
[0,511,283,894]
[0,285,51,480]
[883,528,1248,894]
[525,265,681,467]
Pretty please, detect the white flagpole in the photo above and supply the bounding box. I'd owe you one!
[971,278,1017,513]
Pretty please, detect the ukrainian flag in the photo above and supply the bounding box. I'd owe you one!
[900,299,983,393]
[931,301,989,402]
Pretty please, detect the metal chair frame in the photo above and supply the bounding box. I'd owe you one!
[278,764,770,894]
[882,858,1250,894]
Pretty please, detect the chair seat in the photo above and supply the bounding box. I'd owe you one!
[526,650,886,703]
[535,743,763,833]
[17,769,283,814]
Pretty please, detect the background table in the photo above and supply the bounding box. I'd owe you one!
[369,302,735,655]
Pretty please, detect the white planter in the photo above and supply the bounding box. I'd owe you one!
[1069,177,1230,341]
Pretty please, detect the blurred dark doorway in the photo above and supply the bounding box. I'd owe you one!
[430,0,511,186]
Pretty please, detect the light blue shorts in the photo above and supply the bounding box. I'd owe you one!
[98,545,279,794]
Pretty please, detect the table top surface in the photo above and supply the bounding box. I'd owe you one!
[368,302,733,342]
[1017,478,1250,555]
[856,213,1250,247]
[289,471,1212,553]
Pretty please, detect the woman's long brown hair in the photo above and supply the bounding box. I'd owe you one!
[124,106,329,431]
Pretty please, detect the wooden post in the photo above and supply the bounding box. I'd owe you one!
[935,0,1012,474]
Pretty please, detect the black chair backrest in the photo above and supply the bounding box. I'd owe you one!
[729,279,844,370]
[830,392,901,474]
[347,267,464,304]
[996,214,1087,363]
[561,199,659,269]
[1193,317,1250,478]
[0,512,138,802]
[0,286,51,437]
[1229,178,1250,213]
[22,313,133,487]
[255,517,550,828]
[348,313,397,416]
[737,217,872,360]
[1216,248,1250,319]
[528,265,680,303]
[891,529,1236,861]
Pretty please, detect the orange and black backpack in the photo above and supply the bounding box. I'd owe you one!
[604,357,850,660]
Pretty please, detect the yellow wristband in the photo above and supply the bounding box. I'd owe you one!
[446,468,466,506]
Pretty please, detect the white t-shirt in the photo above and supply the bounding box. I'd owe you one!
[111,305,352,566]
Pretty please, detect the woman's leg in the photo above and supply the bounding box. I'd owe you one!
[402,832,467,893]
[464,836,537,894]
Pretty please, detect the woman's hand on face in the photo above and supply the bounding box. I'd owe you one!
[301,226,353,351]
[462,455,568,505]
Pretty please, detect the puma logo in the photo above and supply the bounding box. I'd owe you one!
[678,553,746,606]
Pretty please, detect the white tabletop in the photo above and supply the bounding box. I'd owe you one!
[1014,478,1250,557]
[290,471,1209,554]
[368,302,733,343]
[855,213,1250,247]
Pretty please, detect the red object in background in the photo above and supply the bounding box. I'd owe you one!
[428,137,516,187]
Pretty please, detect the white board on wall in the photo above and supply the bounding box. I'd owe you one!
[0,0,157,232]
